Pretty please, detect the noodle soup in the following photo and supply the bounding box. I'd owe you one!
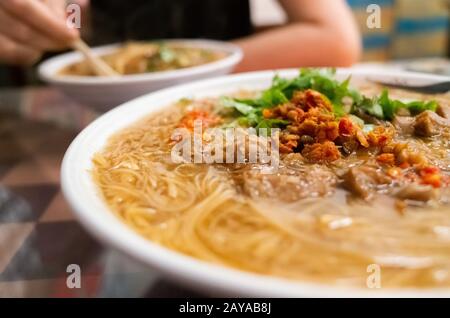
[92,69,450,288]
[59,42,228,76]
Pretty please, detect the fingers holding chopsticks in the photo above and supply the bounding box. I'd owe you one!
[0,0,80,65]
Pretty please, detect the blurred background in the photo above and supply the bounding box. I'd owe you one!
[254,0,449,62]
[0,0,449,87]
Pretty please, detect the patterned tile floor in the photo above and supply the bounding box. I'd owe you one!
[0,87,202,297]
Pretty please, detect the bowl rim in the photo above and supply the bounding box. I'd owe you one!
[38,39,243,86]
[61,68,450,298]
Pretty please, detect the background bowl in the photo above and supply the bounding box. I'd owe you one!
[38,39,242,112]
[61,68,450,297]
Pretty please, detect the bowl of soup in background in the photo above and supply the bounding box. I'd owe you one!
[38,39,242,112]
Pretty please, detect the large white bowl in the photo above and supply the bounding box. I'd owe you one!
[38,39,242,111]
[61,68,450,297]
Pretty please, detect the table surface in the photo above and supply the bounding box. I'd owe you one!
[0,87,203,297]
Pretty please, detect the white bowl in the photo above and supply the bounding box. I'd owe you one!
[61,68,450,297]
[38,39,243,111]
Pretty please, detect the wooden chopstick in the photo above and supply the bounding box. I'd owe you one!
[71,39,120,77]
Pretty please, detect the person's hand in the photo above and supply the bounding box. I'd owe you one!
[0,0,79,65]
